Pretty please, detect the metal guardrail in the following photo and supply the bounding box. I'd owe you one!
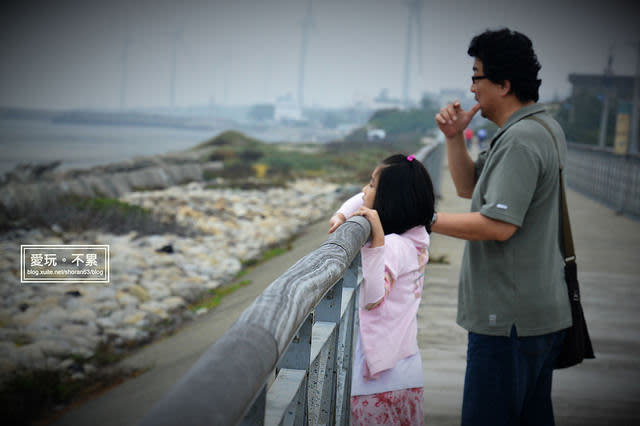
[416,142,445,199]
[566,143,640,218]
[139,142,444,426]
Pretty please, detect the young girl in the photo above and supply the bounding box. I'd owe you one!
[329,154,435,426]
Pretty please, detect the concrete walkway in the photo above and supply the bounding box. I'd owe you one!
[421,159,640,425]
[54,158,640,426]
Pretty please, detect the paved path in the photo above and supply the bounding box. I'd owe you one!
[421,159,640,425]
[54,158,640,426]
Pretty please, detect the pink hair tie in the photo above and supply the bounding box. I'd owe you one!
[407,154,415,162]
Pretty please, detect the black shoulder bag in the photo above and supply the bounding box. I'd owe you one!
[527,115,595,369]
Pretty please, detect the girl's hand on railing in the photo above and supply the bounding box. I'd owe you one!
[351,207,384,248]
[328,213,346,234]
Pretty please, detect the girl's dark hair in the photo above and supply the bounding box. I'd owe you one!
[467,28,542,103]
[373,154,435,235]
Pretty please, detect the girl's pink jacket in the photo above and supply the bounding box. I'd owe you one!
[337,193,429,376]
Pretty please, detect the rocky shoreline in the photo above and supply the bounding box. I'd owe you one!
[0,153,223,211]
[0,179,350,381]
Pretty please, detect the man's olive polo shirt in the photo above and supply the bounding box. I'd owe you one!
[457,104,572,337]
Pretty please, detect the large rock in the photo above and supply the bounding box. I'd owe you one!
[116,290,139,307]
[161,296,186,313]
[169,280,204,303]
[69,308,98,324]
[36,338,74,358]
[139,301,169,321]
[108,327,149,347]
[26,306,68,332]
[123,310,149,327]
[127,284,151,302]
[141,281,172,300]
[15,343,46,369]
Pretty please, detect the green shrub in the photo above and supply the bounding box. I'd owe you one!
[208,148,238,162]
[1,196,191,236]
[197,130,262,149]
[218,160,255,179]
[239,149,264,161]
[0,369,83,425]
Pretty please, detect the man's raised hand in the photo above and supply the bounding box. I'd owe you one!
[435,101,481,138]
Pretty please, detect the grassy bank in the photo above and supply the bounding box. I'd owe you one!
[195,130,424,185]
[0,353,148,426]
[0,195,191,236]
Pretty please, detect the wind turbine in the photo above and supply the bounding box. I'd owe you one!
[118,3,192,111]
[119,31,131,110]
[297,0,315,109]
[119,11,133,111]
[162,2,188,110]
[168,25,184,109]
[402,0,424,107]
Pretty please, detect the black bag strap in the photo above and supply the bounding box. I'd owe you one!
[525,115,576,263]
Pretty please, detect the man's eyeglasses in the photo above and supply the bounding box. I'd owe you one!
[471,75,488,84]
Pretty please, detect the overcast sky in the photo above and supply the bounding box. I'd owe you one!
[1,0,639,110]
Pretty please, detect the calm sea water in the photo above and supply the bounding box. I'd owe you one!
[0,119,217,176]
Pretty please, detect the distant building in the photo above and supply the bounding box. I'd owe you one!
[568,73,634,101]
[274,95,303,122]
[367,128,386,141]
[568,73,634,123]
[435,89,473,108]
[352,89,408,111]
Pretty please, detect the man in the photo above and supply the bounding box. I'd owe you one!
[432,28,572,425]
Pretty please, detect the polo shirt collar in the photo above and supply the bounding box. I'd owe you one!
[490,103,546,148]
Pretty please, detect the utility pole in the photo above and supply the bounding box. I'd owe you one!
[169,31,178,109]
[120,35,130,110]
[297,0,313,109]
[598,46,614,148]
[168,2,184,110]
[402,3,414,106]
[119,14,131,110]
[402,0,424,107]
[630,41,640,154]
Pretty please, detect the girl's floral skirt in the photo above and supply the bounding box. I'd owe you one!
[350,387,424,425]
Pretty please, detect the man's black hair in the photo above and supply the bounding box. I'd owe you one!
[373,154,435,235]
[468,28,542,103]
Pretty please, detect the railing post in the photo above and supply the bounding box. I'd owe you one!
[241,385,266,426]
[276,314,313,425]
[616,156,630,215]
[336,253,361,425]
[313,279,343,425]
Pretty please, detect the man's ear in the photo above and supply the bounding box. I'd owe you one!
[499,80,512,97]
